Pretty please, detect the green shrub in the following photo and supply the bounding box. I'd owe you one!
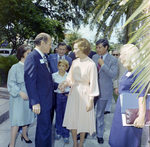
[113,92,118,102]
[0,55,18,86]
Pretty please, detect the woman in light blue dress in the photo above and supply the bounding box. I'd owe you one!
[7,45,35,147]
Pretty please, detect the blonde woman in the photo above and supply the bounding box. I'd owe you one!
[109,44,146,147]
[59,38,99,147]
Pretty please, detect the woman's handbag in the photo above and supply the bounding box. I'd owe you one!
[120,92,150,126]
[125,109,150,125]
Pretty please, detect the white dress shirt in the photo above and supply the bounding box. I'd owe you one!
[68,51,71,55]
[35,48,44,58]
[52,71,70,93]
[57,54,65,60]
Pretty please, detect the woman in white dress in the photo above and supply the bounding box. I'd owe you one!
[59,38,99,147]
[7,45,35,147]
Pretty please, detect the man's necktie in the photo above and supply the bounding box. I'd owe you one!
[43,55,51,73]
[97,56,103,71]
[59,56,62,60]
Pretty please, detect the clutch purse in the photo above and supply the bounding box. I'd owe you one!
[125,109,150,125]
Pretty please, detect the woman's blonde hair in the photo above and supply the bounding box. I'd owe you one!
[72,38,91,55]
[57,59,69,69]
[120,44,140,71]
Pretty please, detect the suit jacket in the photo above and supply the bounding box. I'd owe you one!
[92,53,118,100]
[68,51,76,61]
[88,50,97,59]
[113,58,126,89]
[47,53,72,73]
[24,49,53,111]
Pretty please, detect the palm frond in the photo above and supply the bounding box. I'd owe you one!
[123,0,149,28]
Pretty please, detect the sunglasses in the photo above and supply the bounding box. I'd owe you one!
[113,54,119,56]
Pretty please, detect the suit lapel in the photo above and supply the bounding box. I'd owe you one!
[104,53,110,65]
[95,54,99,67]
[34,50,50,74]
[54,53,58,67]
[33,49,42,59]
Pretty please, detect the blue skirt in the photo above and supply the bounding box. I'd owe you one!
[109,97,142,147]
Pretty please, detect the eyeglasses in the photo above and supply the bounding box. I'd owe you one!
[113,54,119,56]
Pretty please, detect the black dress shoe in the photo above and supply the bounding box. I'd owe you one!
[104,111,110,114]
[97,137,104,144]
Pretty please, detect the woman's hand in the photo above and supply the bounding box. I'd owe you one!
[19,91,28,100]
[86,99,93,112]
[58,82,66,93]
[114,88,119,95]
[133,116,145,128]
[134,97,146,128]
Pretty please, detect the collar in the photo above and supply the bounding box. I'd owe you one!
[56,71,67,77]
[68,51,72,55]
[57,53,65,59]
[19,61,24,65]
[35,48,44,58]
[100,52,108,60]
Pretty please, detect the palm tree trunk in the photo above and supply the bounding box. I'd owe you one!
[125,6,133,43]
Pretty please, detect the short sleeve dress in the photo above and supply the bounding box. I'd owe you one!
[62,56,99,135]
[109,70,146,147]
[7,62,35,126]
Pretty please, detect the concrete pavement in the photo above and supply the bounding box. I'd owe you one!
[0,98,115,147]
[0,96,149,147]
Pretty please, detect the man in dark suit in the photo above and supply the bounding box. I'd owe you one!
[24,33,53,147]
[88,50,97,59]
[66,45,76,61]
[92,39,118,144]
[48,42,72,73]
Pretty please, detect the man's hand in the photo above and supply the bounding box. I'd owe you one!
[98,58,104,66]
[114,88,119,95]
[19,91,28,100]
[32,103,41,115]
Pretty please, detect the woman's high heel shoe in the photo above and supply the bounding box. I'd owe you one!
[21,135,32,143]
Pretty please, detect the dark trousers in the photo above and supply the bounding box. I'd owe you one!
[55,92,69,138]
[51,92,56,124]
[35,110,52,147]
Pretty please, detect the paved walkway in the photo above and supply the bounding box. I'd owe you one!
[0,97,149,147]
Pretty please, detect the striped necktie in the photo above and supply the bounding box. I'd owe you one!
[59,56,62,60]
[43,55,51,73]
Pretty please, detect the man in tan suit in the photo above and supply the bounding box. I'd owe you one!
[113,57,126,95]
